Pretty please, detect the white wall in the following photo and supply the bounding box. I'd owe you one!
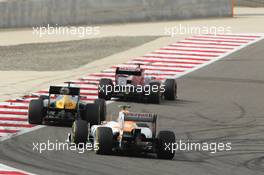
[0,0,233,28]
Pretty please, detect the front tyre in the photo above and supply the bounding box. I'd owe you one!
[95,127,113,155]
[28,99,45,124]
[94,99,106,122]
[72,120,88,145]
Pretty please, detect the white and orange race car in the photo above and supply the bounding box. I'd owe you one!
[71,105,176,160]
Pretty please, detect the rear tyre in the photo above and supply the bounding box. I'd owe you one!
[95,127,113,155]
[164,79,177,100]
[94,99,106,122]
[28,99,45,124]
[157,131,175,160]
[84,103,100,126]
[98,79,113,100]
[148,82,160,104]
[72,120,88,145]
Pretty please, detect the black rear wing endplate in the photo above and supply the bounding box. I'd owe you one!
[49,86,80,96]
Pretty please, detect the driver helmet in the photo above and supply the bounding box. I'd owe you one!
[60,87,70,95]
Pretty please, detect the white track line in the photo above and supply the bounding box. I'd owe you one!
[179,40,243,45]
[162,46,230,52]
[144,53,216,59]
[170,43,236,49]
[153,50,221,56]
[0,163,35,175]
[194,35,256,41]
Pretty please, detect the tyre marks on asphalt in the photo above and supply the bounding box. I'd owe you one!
[0,34,263,141]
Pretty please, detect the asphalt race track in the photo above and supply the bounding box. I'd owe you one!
[0,38,263,175]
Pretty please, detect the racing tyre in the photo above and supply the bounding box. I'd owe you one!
[28,99,45,124]
[164,79,177,100]
[95,99,106,122]
[148,82,160,104]
[98,78,113,100]
[157,131,175,160]
[84,103,100,126]
[95,127,113,155]
[72,120,88,145]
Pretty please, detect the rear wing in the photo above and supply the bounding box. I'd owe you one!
[124,112,157,138]
[124,112,157,123]
[116,67,142,76]
[49,86,80,96]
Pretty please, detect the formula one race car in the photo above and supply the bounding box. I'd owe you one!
[98,65,177,104]
[28,83,106,126]
[71,105,175,159]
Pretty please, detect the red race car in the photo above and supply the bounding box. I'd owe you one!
[98,64,177,104]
